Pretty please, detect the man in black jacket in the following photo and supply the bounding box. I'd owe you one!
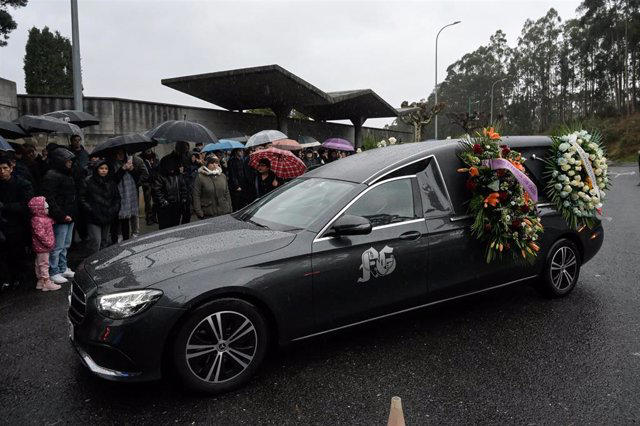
[41,148,78,285]
[227,149,256,211]
[0,155,34,289]
[152,154,187,230]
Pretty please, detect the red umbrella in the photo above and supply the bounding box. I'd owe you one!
[249,147,307,179]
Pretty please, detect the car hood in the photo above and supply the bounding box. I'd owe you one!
[83,215,295,293]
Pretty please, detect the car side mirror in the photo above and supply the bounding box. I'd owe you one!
[329,215,372,237]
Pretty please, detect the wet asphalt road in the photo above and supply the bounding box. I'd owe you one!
[1,165,639,425]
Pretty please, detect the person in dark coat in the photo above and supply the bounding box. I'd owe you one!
[152,154,187,230]
[302,148,321,169]
[192,155,232,219]
[255,158,279,198]
[227,149,256,211]
[0,155,34,289]
[80,160,121,254]
[140,149,159,225]
[69,135,89,172]
[107,149,140,243]
[40,148,77,284]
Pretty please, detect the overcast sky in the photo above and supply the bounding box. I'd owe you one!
[0,0,581,128]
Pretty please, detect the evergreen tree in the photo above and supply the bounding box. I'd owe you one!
[23,26,73,95]
[0,0,27,47]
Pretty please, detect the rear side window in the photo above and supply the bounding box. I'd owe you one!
[416,157,452,218]
[345,178,418,227]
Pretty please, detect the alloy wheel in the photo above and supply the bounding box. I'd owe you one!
[550,246,578,291]
[185,310,258,383]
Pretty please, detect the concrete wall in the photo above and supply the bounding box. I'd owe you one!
[0,77,19,121]
[17,94,412,155]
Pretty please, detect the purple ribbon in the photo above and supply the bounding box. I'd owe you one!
[483,158,538,202]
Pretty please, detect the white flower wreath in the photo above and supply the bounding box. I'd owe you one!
[544,129,610,229]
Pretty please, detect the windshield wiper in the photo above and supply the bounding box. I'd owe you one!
[247,219,269,229]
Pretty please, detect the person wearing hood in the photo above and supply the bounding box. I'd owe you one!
[192,155,232,220]
[0,155,34,290]
[28,196,60,291]
[80,160,121,254]
[40,148,78,285]
[152,153,187,230]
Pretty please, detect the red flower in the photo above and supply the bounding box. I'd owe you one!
[501,146,510,157]
[472,144,483,154]
[511,219,521,230]
[520,204,530,213]
[484,223,492,231]
[496,169,506,177]
[465,178,477,191]
[498,191,508,202]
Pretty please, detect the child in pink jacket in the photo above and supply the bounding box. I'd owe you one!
[28,196,60,291]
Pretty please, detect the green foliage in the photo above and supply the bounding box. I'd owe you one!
[426,1,640,139]
[23,26,73,95]
[361,134,379,151]
[0,0,27,47]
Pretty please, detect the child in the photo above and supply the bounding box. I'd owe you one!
[28,196,60,291]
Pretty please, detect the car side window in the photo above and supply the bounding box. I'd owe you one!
[416,158,452,218]
[344,178,417,228]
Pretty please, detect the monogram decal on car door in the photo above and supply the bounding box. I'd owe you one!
[358,246,396,283]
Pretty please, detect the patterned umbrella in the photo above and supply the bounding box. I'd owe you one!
[44,110,100,128]
[91,133,157,157]
[202,139,245,152]
[246,129,288,148]
[0,120,29,139]
[249,147,307,179]
[271,139,302,151]
[145,120,218,145]
[322,138,355,152]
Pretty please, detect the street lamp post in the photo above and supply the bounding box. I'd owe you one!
[434,20,460,140]
[70,0,83,112]
[490,77,508,125]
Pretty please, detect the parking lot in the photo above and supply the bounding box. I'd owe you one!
[1,164,639,425]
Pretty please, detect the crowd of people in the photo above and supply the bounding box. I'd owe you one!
[0,136,350,293]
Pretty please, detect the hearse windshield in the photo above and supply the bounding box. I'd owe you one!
[237,178,357,231]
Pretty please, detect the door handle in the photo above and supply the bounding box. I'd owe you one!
[399,231,421,241]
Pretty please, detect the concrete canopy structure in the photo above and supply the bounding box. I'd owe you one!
[161,65,404,148]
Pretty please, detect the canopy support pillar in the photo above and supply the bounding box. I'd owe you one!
[350,116,366,149]
[273,106,291,135]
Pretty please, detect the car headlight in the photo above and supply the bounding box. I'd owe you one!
[96,290,163,319]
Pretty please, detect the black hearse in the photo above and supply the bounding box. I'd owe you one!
[68,136,604,393]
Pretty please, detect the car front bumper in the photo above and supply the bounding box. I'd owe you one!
[68,272,186,382]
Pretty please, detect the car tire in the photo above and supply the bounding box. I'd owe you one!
[172,298,268,394]
[537,238,581,298]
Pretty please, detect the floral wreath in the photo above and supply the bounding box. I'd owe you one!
[543,129,609,230]
[458,127,544,263]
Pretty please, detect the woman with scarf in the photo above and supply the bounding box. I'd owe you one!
[192,155,232,220]
[108,149,138,243]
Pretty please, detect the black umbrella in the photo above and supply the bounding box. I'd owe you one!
[145,120,218,145]
[15,115,79,134]
[91,133,157,157]
[0,119,29,139]
[44,110,100,128]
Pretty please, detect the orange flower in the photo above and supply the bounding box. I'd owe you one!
[483,127,501,140]
[484,192,500,208]
[469,167,479,177]
[586,176,594,189]
[509,160,525,171]
[529,242,540,252]
[523,192,531,205]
